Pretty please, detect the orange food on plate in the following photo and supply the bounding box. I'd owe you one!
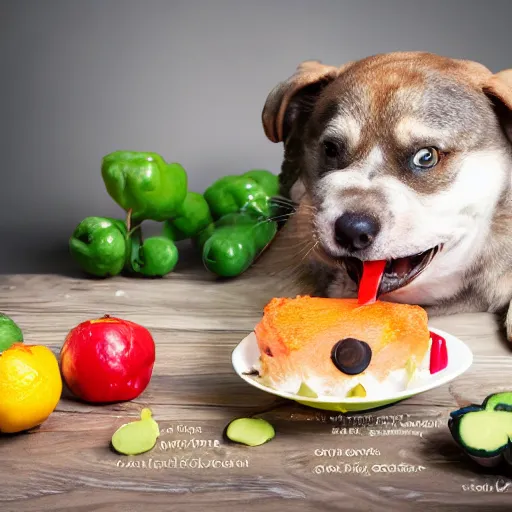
[253,296,431,398]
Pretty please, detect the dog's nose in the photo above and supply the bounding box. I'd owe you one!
[334,212,380,251]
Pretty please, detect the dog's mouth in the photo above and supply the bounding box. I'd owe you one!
[344,245,442,297]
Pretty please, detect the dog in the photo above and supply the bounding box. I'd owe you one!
[241,51,512,342]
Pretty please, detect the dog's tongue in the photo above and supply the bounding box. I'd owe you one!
[358,260,387,305]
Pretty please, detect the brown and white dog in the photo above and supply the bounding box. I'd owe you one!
[246,52,512,342]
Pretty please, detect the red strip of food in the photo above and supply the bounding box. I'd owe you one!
[429,331,448,374]
[358,260,387,305]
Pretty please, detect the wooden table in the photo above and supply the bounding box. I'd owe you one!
[1,260,511,512]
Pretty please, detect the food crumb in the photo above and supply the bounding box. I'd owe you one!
[115,290,126,297]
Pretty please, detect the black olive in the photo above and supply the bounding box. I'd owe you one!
[331,338,372,375]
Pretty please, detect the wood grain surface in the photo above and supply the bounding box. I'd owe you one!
[1,266,512,512]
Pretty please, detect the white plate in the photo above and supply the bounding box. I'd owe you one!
[231,327,473,412]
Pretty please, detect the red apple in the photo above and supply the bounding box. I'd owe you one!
[60,315,156,403]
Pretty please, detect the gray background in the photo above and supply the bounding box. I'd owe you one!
[1,0,511,274]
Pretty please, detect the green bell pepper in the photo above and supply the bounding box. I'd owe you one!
[69,216,128,277]
[200,212,278,277]
[241,169,279,198]
[203,170,278,221]
[0,313,23,352]
[162,191,213,241]
[101,150,188,223]
[127,230,179,278]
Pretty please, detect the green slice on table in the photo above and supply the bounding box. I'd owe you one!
[225,418,275,447]
[111,408,160,455]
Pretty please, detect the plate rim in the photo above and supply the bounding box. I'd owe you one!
[231,326,473,404]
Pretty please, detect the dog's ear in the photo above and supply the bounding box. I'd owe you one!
[262,60,345,143]
[483,69,512,142]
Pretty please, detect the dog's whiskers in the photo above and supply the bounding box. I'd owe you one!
[269,196,318,214]
[250,213,295,232]
[294,239,316,259]
[270,196,296,206]
[299,240,319,265]
[249,237,313,272]
[267,212,296,223]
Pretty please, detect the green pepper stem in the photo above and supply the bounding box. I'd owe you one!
[128,222,144,273]
[125,208,133,232]
[127,224,142,238]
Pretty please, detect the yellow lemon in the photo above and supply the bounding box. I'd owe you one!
[0,343,62,433]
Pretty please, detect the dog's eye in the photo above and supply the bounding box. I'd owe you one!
[323,140,340,159]
[411,147,439,170]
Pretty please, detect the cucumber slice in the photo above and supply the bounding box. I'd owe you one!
[449,392,512,468]
[458,410,512,456]
[483,392,512,412]
[449,409,512,468]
